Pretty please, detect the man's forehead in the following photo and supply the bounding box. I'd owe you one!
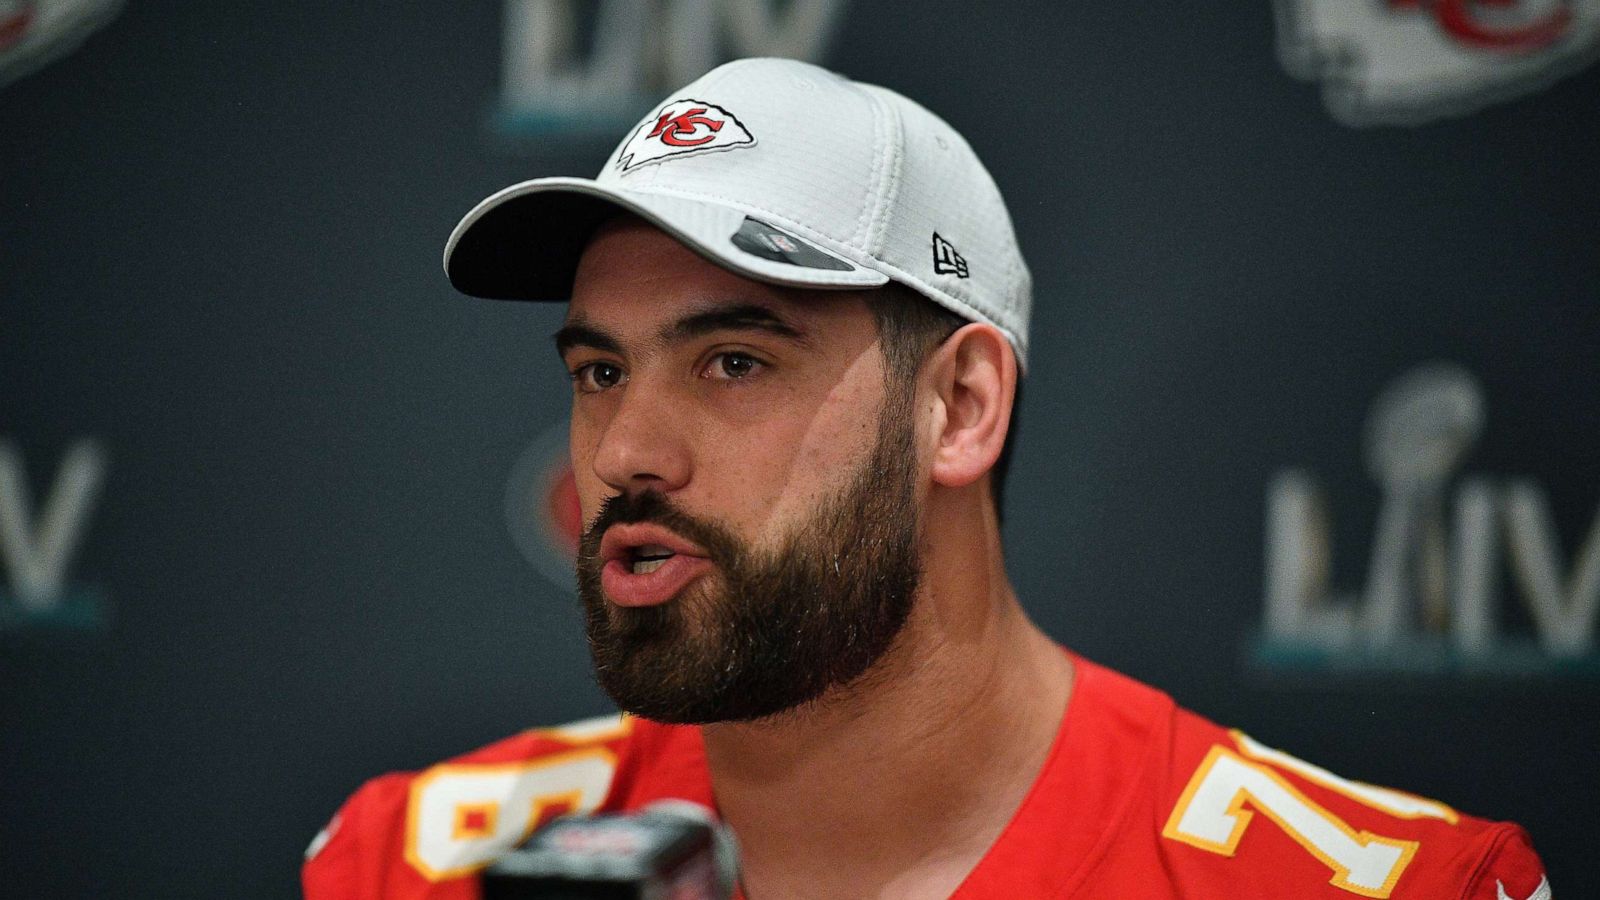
[571,215,733,293]
[556,296,815,354]
[565,217,865,335]
[562,282,825,341]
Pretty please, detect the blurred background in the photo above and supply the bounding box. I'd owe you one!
[3,1,1596,896]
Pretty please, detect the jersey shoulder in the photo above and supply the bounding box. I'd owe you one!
[301,714,695,900]
[1148,705,1549,899]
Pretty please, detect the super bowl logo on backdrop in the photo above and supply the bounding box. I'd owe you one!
[0,0,121,90]
[496,0,846,138]
[505,421,583,592]
[1275,0,1600,125]
[1252,363,1600,677]
[0,439,109,630]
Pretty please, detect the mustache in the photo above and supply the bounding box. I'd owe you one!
[577,491,741,565]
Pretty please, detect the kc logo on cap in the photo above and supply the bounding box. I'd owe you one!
[615,99,756,173]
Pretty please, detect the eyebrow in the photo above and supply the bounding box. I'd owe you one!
[552,322,622,356]
[554,302,813,356]
[665,304,811,346]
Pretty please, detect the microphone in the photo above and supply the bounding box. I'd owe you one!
[480,800,739,899]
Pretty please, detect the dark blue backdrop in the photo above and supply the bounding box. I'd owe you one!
[3,2,1596,896]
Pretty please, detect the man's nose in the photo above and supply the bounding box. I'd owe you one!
[590,381,692,495]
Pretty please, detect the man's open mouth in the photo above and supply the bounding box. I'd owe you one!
[596,522,715,608]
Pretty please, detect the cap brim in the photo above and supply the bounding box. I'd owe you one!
[443,178,889,301]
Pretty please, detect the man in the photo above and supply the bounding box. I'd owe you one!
[303,58,1549,899]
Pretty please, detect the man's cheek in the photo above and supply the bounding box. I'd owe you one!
[787,424,873,502]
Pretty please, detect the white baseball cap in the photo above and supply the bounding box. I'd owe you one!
[444,57,1033,370]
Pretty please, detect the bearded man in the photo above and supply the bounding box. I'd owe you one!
[303,58,1548,900]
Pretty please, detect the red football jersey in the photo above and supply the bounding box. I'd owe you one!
[302,655,1549,899]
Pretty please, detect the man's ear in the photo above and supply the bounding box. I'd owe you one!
[926,323,1016,489]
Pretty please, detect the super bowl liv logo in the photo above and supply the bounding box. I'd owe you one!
[0,439,108,629]
[1255,363,1599,675]
[496,0,845,137]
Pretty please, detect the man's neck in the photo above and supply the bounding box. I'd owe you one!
[700,500,1074,899]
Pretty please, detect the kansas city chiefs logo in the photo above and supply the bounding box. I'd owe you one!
[1276,0,1600,126]
[1,0,123,91]
[615,98,755,172]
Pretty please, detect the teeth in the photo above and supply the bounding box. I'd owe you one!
[623,544,677,575]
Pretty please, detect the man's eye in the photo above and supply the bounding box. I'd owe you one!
[571,362,625,393]
[704,352,764,381]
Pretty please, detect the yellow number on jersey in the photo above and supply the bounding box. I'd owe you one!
[1162,732,1456,899]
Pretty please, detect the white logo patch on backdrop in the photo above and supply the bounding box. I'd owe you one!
[0,0,122,90]
[1274,0,1600,126]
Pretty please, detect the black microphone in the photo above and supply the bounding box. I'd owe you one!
[480,800,739,900]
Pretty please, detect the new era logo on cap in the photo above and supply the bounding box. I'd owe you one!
[932,232,969,279]
[615,98,756,172]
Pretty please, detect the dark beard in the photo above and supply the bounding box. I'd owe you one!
[575,397,922,724]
